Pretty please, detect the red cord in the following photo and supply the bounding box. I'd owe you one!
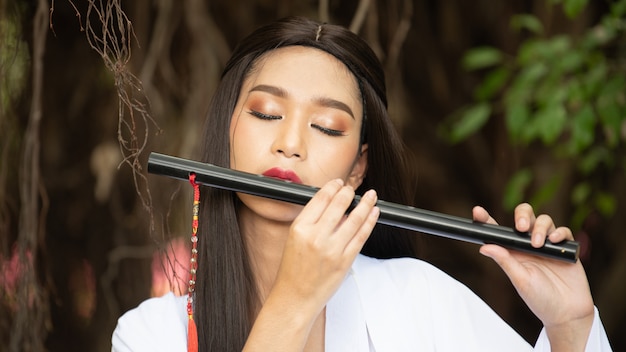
[187,173,199,352]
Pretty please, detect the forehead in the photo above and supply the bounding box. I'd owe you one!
[243,46,362,111]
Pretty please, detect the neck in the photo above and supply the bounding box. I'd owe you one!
[237,203,292,305]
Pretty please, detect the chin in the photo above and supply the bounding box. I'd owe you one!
[236,193,303,222]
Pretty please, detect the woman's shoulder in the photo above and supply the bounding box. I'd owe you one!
[112,292,188,352]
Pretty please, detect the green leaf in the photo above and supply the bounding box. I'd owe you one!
[511,14,544,34]
[568,104,596,154]
[503,169,533,211]
[599,105,622,147]
[474,67,510,101]
[563,0,588,18]
[546,35,571,55]
[601,75,626,97]
[556,51,584,74]
[594,192,617,216]
[504,61,548,109]
[517,61,548,85]
[578,146,610,174]
[519,36,570,64]
[566,79,585,108]
[518,39,542,64]
[448,103,492,143]
[505,104,530,142]
[596,76,625,147]
[611,0,626,17]
[504,81,531,107]
[582,60,607,98]
[463,47,503,71]
[571,182,591,204]
[534,103,567,144]
[536,75,567,107]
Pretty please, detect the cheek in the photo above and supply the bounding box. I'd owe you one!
[229,116,267,171]
[309,137,361,179]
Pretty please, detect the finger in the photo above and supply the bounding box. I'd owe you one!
[531,214,556,247]
[472,206,498,225]
[479,244,530,289]
[342,191,379,255]
[514,203,536,232]
[299,179,344,223]
[333,189,378,244]
[317,185,357,230]
[547,226,574,243]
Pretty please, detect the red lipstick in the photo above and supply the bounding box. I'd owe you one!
[262,167,302,184]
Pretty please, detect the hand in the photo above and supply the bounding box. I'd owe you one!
[473,203,595,351]
[244,179,379,351]
[274,178,379,312]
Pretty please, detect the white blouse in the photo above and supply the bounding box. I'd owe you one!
[112,255,612,351]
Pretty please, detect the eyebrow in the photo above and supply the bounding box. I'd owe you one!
[249,84,355,119]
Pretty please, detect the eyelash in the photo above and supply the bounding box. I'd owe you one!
[311,124,344,136]
[248,110,281,120]
[248,110,344,136]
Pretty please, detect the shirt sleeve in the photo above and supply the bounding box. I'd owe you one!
[532,306,613,351]
[111,292,188,352]
[352,256,613,352]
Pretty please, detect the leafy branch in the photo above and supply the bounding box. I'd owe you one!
[441,0,626,229]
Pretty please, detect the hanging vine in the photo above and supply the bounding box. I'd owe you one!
[82,0,160,220]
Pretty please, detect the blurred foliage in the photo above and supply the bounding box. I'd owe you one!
[443,0,626,230]
[0,1,28,176]
[0,8,29,118]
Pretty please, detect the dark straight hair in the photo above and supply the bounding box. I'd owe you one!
[196,16,420,351]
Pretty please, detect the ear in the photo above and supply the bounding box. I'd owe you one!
[347,144,368,189]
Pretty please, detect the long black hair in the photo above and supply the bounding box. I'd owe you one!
[196,16,420,351]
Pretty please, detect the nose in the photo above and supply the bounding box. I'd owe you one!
[272,117,306,159]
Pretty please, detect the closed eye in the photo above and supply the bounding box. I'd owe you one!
[248,110,282,120]
[311,124,344,136]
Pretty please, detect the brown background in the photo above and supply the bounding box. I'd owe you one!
[1,0,624,351]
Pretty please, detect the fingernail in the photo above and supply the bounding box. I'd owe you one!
[547,231,557,242]
[479,247,491,258]
[365,189,377,201]
[334,178,344,186]
[518,217,528,230]
[532,234,542,247]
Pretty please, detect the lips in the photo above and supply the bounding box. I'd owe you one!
[262,167,302,184]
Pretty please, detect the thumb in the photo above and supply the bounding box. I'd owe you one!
[479,244,528,286]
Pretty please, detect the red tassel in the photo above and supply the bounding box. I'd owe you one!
[187,173,199,352]
[188,316,198,352]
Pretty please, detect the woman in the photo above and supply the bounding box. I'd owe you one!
[112,17,611,351]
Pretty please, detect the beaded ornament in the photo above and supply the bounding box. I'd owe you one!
[187,173,199,352]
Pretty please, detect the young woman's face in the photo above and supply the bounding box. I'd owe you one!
[229,46,368,222]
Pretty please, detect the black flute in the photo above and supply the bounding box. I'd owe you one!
[147,152,580,263]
